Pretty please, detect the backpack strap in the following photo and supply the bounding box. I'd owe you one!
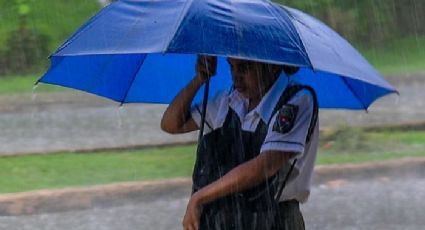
[270,84,319,202]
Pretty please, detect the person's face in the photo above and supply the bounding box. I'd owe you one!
[227,58,268,100]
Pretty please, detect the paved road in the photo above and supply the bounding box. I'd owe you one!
[0,171,423,230]
[0,92,198,155]
[0,76,423,155]
[320,77,425,127]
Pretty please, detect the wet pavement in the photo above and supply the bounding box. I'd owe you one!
[0,171,423,230]
[0,92,197,155]
[320,77,425,127]
[0,76,424,155]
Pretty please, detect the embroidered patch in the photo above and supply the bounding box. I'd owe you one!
[273,104,299,134]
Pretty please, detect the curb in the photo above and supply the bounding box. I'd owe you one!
[313,157,425,185]
[0,157,424,216]
[0,178,191,216]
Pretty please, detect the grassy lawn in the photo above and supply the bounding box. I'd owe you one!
[318,128,425,164]
[0,129,423,194]
[0,73,60,95]
[0,145,197,194]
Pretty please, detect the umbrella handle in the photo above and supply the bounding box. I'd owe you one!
[197,77,210,142]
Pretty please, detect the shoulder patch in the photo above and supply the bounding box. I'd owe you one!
[273,104,299,134]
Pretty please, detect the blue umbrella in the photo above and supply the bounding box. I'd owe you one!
[38,0,397,110]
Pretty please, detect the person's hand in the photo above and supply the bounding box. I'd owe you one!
[182,193,203,230]
[195,55,217,83]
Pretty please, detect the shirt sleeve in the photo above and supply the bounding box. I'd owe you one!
[260,89,314,156]
[191,90,228,133]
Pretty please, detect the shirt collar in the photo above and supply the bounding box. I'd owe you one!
[228,72,291,123]
[255,72,290,122]
[228,87,249,119]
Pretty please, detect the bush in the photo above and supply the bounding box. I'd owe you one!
[0,0,100,76]
[321,126,371,153]
[0,26,50,75]
[277,0,425,47]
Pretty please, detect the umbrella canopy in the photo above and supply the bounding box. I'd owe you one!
[38,0,397,110]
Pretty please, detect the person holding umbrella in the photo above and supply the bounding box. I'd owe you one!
[37,1,397,229]
[161,55,318,230]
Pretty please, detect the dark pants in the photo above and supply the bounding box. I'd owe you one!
[272,200,305,230]
[200,200,305,230]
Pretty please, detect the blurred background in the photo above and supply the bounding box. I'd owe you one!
[0,0,423,229]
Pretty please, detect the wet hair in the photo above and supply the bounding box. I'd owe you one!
[248,62,300,97]
[263,64,299,79]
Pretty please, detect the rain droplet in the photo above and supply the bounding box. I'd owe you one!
[32,84,39,101]
[31,84,39,120]
[116,105,124,129]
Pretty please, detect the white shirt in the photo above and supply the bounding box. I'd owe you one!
[191,72,319,203]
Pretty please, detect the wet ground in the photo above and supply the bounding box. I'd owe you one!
[0,93,198,155]
[0,171,423,230]
[320,76,425,127]
[0,76,424,155]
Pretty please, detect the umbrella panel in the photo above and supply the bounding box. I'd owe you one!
[40,54,392,109]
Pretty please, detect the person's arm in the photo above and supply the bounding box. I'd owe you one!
[161,56,217,134]
[182,150,293,230]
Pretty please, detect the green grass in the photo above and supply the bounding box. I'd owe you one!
[318,129,425,164]
[0,74,44,94]
[317,150,425,165]
[0,129,423,194]
[0,74,65,95]
[360,36,425,75]
[0,145,197,194]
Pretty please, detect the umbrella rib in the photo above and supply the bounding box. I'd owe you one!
[55,4,115,56]
[341,77,368,111]
[163,0,196,52]
[120,55,148,105]
[276,4,313,68]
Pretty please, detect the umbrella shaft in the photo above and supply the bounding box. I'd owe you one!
[197,77,210,142]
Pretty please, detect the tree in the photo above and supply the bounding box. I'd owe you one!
[0,0,49,75]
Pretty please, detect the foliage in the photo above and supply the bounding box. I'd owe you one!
[361,36,425,75]
[318,130,425,164]
[276,0,425,47]
[320,126,371,153]
[0,0,100,75]
[0,27,50,75]
[0,0,424,76]
[0,0,50,75]
[15,0,30,16]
